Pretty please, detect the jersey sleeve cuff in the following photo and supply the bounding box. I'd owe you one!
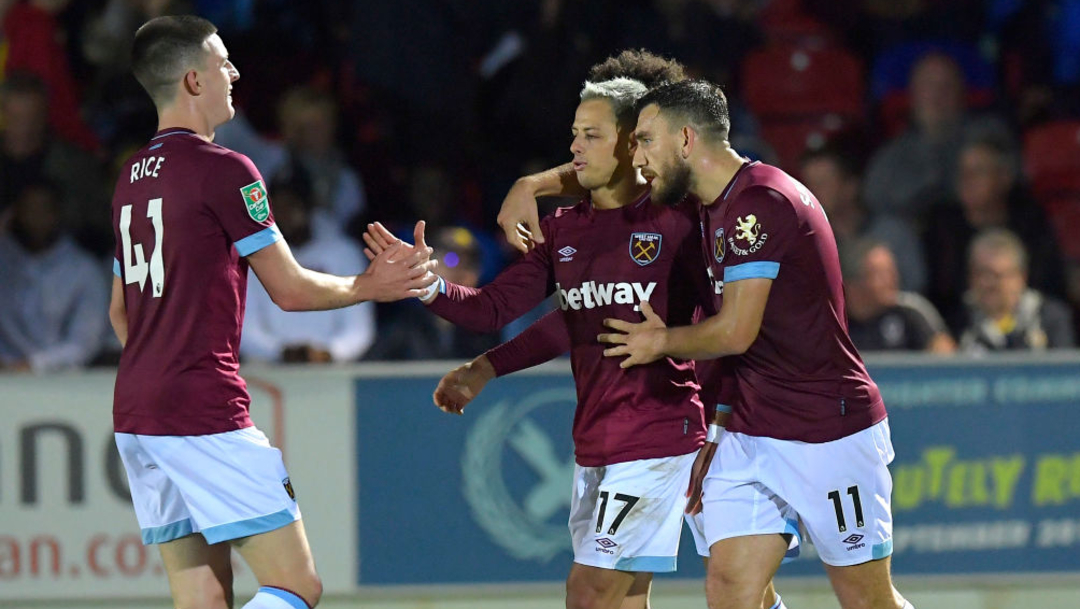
[723,261,780,282]
[235,225,282,257]
[113,258,121,277]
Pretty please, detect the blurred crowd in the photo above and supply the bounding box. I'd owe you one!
[1,0,1079,372]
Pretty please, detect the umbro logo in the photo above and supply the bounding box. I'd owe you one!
[596,538,617,548]
[558,246,577,261]
[843,533,866,551]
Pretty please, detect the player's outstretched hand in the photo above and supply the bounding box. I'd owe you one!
[362,221,435,268]
[685,441,717,515]
[598,301,667,368]
[433,355,496,415]
[361,221,399,260]
[360,240,438,302]
[497,179,545,254]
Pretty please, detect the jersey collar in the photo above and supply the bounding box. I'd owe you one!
[713,158,757,205]
[151,128,197,140]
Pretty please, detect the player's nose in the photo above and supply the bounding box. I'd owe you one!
[569,136,584,156]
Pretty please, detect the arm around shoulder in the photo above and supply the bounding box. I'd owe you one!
[498,162,585,252]
[663,277,773,360]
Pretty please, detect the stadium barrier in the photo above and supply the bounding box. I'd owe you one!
[2,355,1079,602]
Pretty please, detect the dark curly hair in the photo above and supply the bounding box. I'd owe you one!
[588,49,688,89]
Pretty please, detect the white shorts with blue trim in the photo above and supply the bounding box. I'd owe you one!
[569,451,697,573]
[701,418,895,566]
[115,426,301,545]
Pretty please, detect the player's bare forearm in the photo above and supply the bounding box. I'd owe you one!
[530,162,586,197]
[602,279,772,365]
[110,315,128,348]
[251,239,435,310]
[109,276,128,347]
[292,269,367,311]
[661,278,772,360]
[660,320,744,360]
[498,163,583,252]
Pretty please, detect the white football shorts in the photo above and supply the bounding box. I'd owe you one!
[569,451,698,572]
[701,418,895,566]
[115,426,301,545]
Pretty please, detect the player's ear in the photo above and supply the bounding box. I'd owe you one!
[183,70,200,96]
[681,126,695,158]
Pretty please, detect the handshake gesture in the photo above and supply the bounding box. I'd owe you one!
[361,220,442,303]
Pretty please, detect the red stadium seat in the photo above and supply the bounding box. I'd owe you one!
[760,115,851,172]
[742,44,865,120]
[1044,197,1080,260]
[1024,121,1080,200]
[757,0,835,46]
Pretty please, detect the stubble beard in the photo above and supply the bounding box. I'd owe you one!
[653,158,691,207]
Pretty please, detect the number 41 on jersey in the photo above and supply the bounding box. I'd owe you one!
[120,198,165,298]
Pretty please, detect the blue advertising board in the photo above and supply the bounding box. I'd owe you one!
[355,358,1080,585]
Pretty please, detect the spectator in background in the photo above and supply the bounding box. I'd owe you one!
[1,0,100,152]
[955,229,1075,353]
[923,132,1065,320]
[275,87,366,230]
[0,73,111,255]
[217,86,366,237]
[80,0,182,150]
[365,225,501,360]
[800,144,926,292]
[0,180,108,372]
[395,160,501,283]
[841,238,955,354]
[241,166,375,363]
[863,51,1008,230]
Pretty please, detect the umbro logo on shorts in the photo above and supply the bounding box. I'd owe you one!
[596,538,618,548]
[843,533,866,551]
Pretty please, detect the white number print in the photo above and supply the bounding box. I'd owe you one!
[788,175,827,219]
[119,198,165,297]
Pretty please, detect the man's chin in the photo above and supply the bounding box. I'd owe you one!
[652,185,680,207]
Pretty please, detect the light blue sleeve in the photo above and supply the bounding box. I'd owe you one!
[723,261,780,282]
[234,225,282,257]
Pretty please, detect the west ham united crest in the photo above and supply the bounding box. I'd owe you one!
[629,232,662,266]
[714,227,726,263]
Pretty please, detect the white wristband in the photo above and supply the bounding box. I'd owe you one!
[418,274,444,302]
[706,423,725,443]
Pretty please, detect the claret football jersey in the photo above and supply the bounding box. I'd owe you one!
[111,128,281,435]
[699,162,887,443]
[429,191,711,466]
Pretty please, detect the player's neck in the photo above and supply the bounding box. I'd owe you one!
[691,145,746,206]
[591,175,647,210]
[156,107,218,142]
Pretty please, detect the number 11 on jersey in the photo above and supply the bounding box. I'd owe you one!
[120,198,165,297]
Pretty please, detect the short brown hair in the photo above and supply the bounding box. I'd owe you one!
[131,16,218,107]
